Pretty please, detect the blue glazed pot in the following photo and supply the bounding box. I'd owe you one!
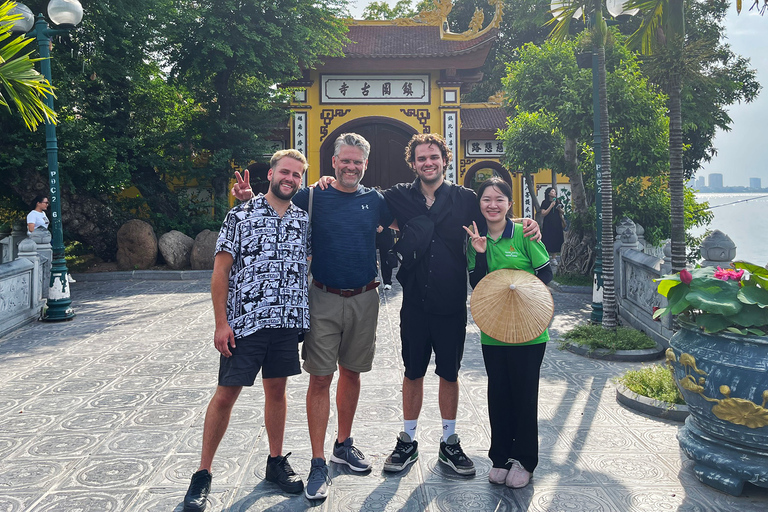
[667,322,768,496]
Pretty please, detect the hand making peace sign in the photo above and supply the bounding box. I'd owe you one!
[463,221,487,254]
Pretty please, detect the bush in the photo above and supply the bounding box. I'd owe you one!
[561,324,657,352]
[617,364,685,405]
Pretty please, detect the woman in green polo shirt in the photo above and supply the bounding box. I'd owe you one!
[464,177,552,489]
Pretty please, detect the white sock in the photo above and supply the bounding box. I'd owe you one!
[404,420,418,442]
[442,419,456,441]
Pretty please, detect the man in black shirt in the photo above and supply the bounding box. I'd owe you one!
[381,134,540,476]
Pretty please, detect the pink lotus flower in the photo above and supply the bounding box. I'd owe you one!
[713,267,745,282]
[680,269,693,284]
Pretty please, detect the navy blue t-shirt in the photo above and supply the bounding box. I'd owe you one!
[293,185,393,289]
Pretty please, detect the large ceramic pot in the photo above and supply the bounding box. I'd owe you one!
[666,322,768,496]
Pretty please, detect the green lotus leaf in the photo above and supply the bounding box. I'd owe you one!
[727,327,748,335]
[685,289,742,316]
[667,284,691,315]
[750,275,768,290]
[734,261,768,277]
[738,286,768,308]
[656,279,680,297]
[690,267,716,278]
[652,307,667,319]
[748,328,766,336]
[690,276,739,293]
[695,314,732,333]
[730,304,768,327]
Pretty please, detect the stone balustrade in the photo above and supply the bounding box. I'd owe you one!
[0,235,47,337]
[613,218,738,348]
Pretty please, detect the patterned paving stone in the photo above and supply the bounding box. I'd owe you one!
[2,276,768,511]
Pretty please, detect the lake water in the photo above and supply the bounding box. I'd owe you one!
[691,193,768,265]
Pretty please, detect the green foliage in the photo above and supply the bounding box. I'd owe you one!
[498,110,564,174]
[0,0,350,258]
[616,364,685,405]
[453,0,555,102]
[361,0,422,19]
[654,262,768,334]
[502,39,589,139]
[561,323,657,352]
[0,0,57,130]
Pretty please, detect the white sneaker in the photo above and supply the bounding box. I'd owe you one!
[488,467,508,484]
[505,459,531,488]
[383,284,392,290]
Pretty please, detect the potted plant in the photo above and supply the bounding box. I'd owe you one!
[654,262,768,496]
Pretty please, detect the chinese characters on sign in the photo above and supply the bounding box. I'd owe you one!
[444,111,458,183]
[322,75,429,104]
[293,112,307,185]
[466,139,505,157]
[523,185,533,219]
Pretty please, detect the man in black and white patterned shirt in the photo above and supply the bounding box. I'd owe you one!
[183,149,310,511]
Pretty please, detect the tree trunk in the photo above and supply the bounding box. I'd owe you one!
[669,72,685,272]
[558,136,594,276]
[598,44,617,329]
[523,172,543,228]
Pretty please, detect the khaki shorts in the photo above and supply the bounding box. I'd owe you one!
[302,284,379,375]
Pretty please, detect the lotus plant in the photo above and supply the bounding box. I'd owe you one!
[654,262,768,335]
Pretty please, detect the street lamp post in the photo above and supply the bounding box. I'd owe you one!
[11,0,83,321]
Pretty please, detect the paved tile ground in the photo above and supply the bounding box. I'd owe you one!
[1,276,768,511]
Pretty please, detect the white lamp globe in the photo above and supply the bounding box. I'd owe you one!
[9,3,34,33]
[47,0,83,28]
[550,0,583,20]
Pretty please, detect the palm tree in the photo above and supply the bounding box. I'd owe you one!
[620,0,685,272]
[549,0,618,329]
[0,0,56,130]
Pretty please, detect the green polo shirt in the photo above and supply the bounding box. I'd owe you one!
[468,220,551,346]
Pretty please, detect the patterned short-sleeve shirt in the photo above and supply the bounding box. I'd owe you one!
[215,194,311,338]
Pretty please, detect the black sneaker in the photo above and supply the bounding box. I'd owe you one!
[438,434,475,475]
[383,431,419,472]
[183,469,212,512]
[265,452,304,494]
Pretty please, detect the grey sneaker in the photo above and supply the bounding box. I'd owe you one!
[438,434,475,475]
[383,431,419,472]
[304,458,330,500]
[330,437,372,472]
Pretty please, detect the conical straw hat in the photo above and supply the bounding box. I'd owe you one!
[470,269,554,344]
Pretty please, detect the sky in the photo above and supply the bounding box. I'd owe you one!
[348,1,767,188]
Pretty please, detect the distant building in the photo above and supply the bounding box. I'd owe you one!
[709,173,724,189]
[696,176,705,189]
[750,177,761,189]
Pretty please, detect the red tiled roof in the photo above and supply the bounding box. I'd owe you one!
[343,25,497,59]
[461,107,507,132]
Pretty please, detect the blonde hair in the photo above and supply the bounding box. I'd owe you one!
[271,149,308,171]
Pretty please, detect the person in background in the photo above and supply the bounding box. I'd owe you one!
[465,177,552,489]
[27,195,50,235]
[376,224,396,290]
[539,186,565,255]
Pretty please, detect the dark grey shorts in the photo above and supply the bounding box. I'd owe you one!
[218,328,302,386]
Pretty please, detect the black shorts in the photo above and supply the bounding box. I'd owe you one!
[400,305,467,382]
[218,328,302,386]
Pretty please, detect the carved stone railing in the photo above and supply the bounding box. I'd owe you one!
[0,238,45,337]
[612,218,738,349]
[613,218,674,348]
